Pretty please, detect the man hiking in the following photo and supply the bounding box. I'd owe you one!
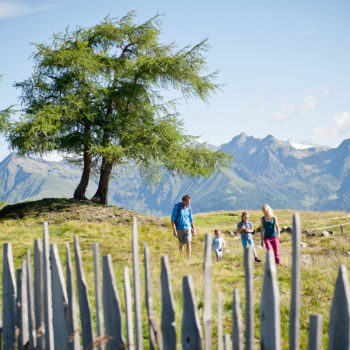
[171,194,196,258]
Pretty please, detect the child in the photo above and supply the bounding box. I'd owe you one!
[212,229,225,262]
[260,204,281,264]
[237,211,261,263]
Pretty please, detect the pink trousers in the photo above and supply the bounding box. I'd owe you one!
[264,236,281,264]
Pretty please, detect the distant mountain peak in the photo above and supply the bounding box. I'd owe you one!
[236,132,248,145]
[338,138,350,149]
[228,133,279,146]
[227,132,254,147]
[1,152,20,167]
[263,134,280,144]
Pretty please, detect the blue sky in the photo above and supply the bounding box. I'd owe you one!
[1,0,350,161]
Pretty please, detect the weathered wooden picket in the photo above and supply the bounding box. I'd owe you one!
[1,213,350,349]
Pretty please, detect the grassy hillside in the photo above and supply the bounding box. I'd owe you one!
[0,199,349,349]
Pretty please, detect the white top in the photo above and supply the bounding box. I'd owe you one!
[212,236,225,250]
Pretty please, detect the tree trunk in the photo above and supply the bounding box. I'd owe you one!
[91,157,114,204]
[73,149,92,200]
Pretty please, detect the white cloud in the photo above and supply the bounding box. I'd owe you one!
[334,112,350,134]
[255,89,329,124]
[303,29,318,36]
[311,126,328,141]
[254,107,267,118]
[323,89,331,97]
[311,112,350,142]
[254,93,264,102]
[284,105,295,113]
[296,29,318,37]
[269,111,288,123]
[302,95,318,111]
[308,117,316,124]
[0,0,55,19]
[267,105,295,123]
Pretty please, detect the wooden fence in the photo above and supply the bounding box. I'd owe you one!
[1,214,350,349]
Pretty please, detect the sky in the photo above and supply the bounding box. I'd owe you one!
[1,0,350,161]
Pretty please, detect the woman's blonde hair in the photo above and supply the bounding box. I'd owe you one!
[262,204,273,216]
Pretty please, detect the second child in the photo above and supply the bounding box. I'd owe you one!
[237,211,261,263]
[212,229,225,262]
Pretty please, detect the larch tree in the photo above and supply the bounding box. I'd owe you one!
[0,76,13,131]
[7,12,230,204]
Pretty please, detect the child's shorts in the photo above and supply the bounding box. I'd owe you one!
[215,248,223,259]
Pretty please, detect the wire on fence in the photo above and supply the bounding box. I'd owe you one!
[306,222,350,231]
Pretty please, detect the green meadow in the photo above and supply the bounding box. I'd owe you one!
[0,200,349,349]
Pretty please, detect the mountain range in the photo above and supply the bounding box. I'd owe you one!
[1,133,349,216]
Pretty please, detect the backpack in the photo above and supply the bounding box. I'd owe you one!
[174,202,191,221]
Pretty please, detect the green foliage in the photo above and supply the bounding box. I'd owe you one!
[0,76,13,133]
[0,106,12,133]
[7,12,230,195]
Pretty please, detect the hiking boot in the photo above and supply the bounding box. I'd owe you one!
[255,257,261,263]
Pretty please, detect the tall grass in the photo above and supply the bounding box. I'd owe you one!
[0,209,349,349]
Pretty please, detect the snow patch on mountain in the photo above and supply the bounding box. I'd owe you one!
[288,140,314,149]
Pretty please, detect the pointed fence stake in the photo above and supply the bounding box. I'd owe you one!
[244,245,254,350]
[3,243,17,350]
[74,235,94,349]
[260,250,281,350]
[124,267,135,350]
[232,289,243,350]
[203,233,212,350]
[328,265,350,350]
[65,243,80,350]
[34,239,44,350]
[161,255,176,350]
[51,244,69,349]
[102,254,125,349]
[43,222,54,349]
[217,292,223,350]
[20,258,29,349]
[144,243,162,350]
[290,213,301,350]
[223,334,231,350]
[16,268,22,349]
[181,275,202,350]
[93,243,105,350]
[26,249,37,349]
[16,268,22,348]
[308,314,323,350]
[132,217,143,350]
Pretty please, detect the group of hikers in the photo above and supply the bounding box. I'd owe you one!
[171,195,281,265]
